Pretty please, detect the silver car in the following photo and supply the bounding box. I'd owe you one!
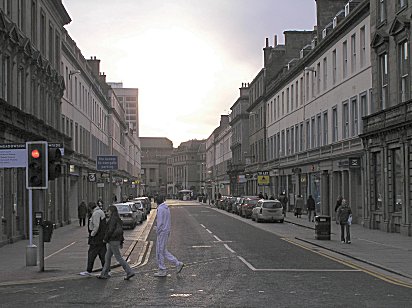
[251,199,284,223]
[115,202,142,229]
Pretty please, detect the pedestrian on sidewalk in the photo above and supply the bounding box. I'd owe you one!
[307,195,316,222]
[280,192,288,217]
[334,195,343,224]
[80,202,107,276]
[97,205,135,280]
[78,200,88,227]
[337,198,352,244]
[294,194,304,218]
[154,196,184,277]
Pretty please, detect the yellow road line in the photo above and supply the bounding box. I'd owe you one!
[282,238,412,289]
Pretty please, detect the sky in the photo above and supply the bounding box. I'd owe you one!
[62,0,316,147]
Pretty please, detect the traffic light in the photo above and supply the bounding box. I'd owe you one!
[26,141,48,189]
[48,147,62,181]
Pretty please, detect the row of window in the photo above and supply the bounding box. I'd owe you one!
[265,25,368,125]
[255,91,370,162]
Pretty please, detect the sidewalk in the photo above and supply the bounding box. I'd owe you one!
[0,212,155,286]
[282,211,412,280]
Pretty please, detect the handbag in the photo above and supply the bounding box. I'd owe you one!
[347,214,352,225]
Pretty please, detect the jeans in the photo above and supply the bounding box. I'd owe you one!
[156,231,179,271]
[101,241,133,277]
[308,210,315,222]
[340,224,351,242]
[87,243,106,273]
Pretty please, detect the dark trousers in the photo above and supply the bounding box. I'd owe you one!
[79,217,86,226]
[340,224,351,242]
[87,243,107,273]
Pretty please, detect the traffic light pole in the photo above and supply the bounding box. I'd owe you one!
[26,189,37,266]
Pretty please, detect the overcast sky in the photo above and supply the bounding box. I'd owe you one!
[62,0,316,146]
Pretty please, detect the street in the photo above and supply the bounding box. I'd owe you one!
[0,200,411,307]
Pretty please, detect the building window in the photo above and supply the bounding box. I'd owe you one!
[332,49,337,85]
[291,126,295,154]
[360,92,368,133]
[286,88,290,113]
[40,11,46,54]
[398,0,407,10]
[380,52,388,109]
[305,72,310,102]
[316,62,321,94]
[1,56,10,100]
[295,125,299,153]
[317,114,322,147]
[311,117,316,148]
[379,0,386,23]
[351,97,358,136]
[18,0,25,30]
[296,77,305,106]
[399,40,409,102]
[343,41,348,78]
[291,84,294,111]
[360,26,366,68]
[332,106,338,142]
[306,120,310,150]
[299,123,304,152]
[286,129,290,154]
[392,149,403,212]
[31,1,37,45]
[323,112,328,145]
[323,57,327,91]
[281,130,285,156]
[373,152,382,211]
[342,101,349,139]
[296,80,299,108]
[282,92,285,115]
[351,34,356,73]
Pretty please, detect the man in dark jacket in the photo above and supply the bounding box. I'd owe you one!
[78,200,88,227]
[307,195,316,222]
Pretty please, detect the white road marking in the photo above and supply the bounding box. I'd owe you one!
[206,229,212,234]
[237,255,359,272]
[224,244,236,253]
[200,224,206,228]
[192,245,212,248]
[213,235,222,242]
[45,242,76,260]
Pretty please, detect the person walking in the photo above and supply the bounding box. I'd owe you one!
[307,195,316,222]
[337,198,352,244]
[280,192,288,216]
[78,200,88,227]
[80,202,107,276]
[294,195,304,218]
[334,195,343,224]
[154,196,184,277]
[97,205,135,280]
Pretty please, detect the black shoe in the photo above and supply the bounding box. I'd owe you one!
[124,272,135,280]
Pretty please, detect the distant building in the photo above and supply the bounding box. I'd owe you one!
[228,84,250,196]
[168,139,206,197]
[140,137,173,196]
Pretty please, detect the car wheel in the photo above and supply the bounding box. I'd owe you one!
[280,219,284,223]
[257,217,261,223]
[251,215,255,221]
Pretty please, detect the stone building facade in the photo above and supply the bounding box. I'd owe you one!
[361,0,412,236]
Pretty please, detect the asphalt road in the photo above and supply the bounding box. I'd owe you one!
[0,201,411,307]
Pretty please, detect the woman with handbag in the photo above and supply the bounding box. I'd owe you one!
[97,205,135,280]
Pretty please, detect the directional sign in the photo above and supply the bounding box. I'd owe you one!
[88,173,96,182]
[0,144,26,168]
[96,155,118,171]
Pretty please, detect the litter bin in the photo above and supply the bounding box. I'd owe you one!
[314,215,330,240]
[42,221,54,242]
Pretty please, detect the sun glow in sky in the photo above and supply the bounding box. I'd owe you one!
[63,0,316,146]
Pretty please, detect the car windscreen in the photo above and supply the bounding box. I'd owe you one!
[247,199,259,205]
[263,202,282,209]
[116,205,131,212]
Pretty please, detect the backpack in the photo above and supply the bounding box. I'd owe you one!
[88,216,107,245]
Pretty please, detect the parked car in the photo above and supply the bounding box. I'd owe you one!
[240,196,261,218]
[251,199,284,223]
[132,200,147,221]
[115,202,142,229]
[234,197,244,215]
[134,197,151,213]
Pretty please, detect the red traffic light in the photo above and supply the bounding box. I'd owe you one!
[31,149,40,159]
